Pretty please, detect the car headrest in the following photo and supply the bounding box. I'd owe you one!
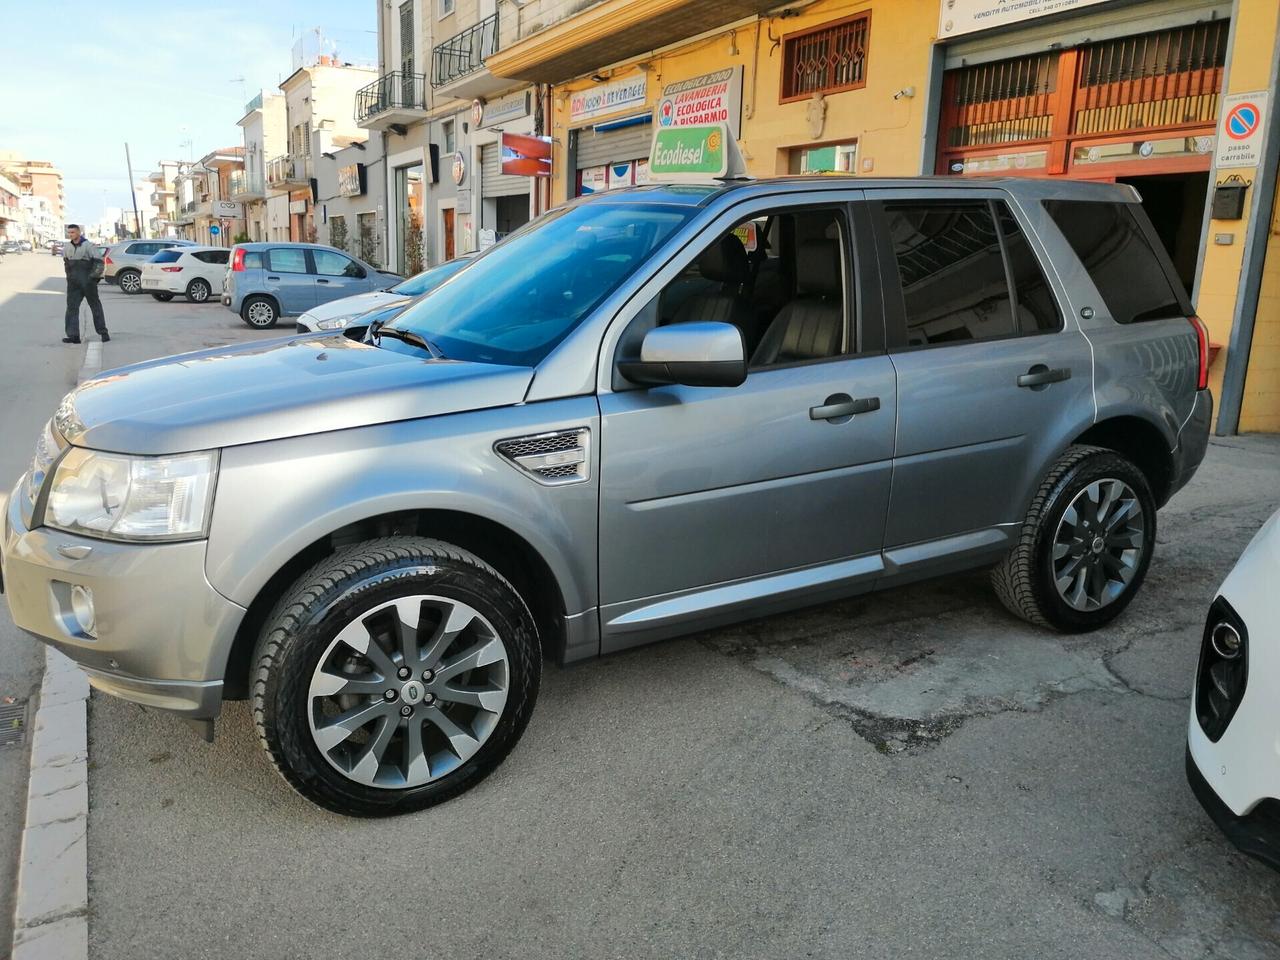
[796,240,841,297]
[698,233,749,286]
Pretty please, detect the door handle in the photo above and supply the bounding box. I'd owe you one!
[810,394,881,421]
[317,278,331,284]
[266,275,280,281]
[1017,365,1071,388]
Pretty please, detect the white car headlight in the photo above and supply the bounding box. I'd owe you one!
[25,419,61,506]
[44,448,218,541]
[316,315,355,330]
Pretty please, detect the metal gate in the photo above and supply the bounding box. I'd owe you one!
[480,143,529,198]
[574,121,652,170]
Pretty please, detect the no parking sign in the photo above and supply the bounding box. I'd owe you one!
[1216,91,1269,169]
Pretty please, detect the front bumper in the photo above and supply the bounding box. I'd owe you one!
[1187,745,1280,871]
[0,482,246,719]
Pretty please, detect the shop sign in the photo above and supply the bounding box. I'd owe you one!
[481,90,532,128]
[649,123,747,182]
[570,76,647,124]
[579,166,608,195]
[500,132,552,177]
[452,150,467,185]
[456,189,471,215]
[939,0,1113,38]
[212,200,243,218]
[634,160,651,186]
[337,163,364,197]
[656,67,743,139]
[607,162,633,189]
[1216,91,1269,169]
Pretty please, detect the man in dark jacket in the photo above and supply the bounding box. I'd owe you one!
[62,224,109,344]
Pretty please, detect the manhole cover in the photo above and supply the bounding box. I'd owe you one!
[0,700,26,747]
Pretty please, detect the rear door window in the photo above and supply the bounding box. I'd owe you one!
[152,249,183,264]
[266,248,309,274]
[1042,200,1188,323]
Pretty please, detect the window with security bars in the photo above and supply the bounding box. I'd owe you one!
[780,13,870,103]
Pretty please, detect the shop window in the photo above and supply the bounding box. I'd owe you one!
[780,13,870,103]
[791,142,857,175]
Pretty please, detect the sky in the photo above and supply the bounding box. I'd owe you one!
[0,1,377,226]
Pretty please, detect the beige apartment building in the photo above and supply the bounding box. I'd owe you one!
[0,151,64,226]
[232,91,287,242]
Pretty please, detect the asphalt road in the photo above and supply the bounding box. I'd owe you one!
[1,252,1278,958]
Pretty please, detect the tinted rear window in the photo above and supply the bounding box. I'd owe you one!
[1042,200,1187,324]
[152,249,183,263]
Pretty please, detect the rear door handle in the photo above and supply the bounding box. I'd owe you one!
[317,278,330,284]
[266,275,280,281]
[1017,365,1071,388]
[810,394,881,421]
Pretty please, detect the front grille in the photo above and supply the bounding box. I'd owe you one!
[1196,597,1248,742]
[495,429,590,486]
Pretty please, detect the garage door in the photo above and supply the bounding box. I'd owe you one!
[575,120,652,170]
[480,143,530,199]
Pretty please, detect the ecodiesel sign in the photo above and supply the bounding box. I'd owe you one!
[649,124,744,182]
[939,0,1114,38]
[656,67,743,138]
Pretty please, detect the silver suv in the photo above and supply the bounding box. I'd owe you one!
[1,178,1211,816]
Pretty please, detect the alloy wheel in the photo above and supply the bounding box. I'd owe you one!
[119,271,141,293]
[1051,478,1145,612]
[307,595,510,789]
[190,280,209,302]
[246,301,275,326]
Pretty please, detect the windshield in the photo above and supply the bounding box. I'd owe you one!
[385,202,692,366]
[390,258,471,297]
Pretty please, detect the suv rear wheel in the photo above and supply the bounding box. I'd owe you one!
[992,445,1156,632]
[117,269,142,294]
[252,537,540,816]
[186,278,211,303]
[240,295,278,329]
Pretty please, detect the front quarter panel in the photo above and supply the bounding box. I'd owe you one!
[204,397,600,620]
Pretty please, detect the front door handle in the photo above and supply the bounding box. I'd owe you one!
[810,394,881,422]
[266,275,280,281]
[317,278,331,284]
[1017,365,1071,388]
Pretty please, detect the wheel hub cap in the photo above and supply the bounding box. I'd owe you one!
[1051,478,1146,612]
[307,595,510,789]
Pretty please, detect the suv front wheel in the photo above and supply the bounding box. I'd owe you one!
[252,537,541,816]
[117,269,142,294]
[992,445,1156,632]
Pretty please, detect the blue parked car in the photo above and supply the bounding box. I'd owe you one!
[224,242,402,329]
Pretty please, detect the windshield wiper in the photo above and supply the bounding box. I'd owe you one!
[368,319,445,359]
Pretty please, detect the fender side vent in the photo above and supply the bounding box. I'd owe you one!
[495,428,590,486]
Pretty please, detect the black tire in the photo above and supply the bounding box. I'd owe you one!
[150,291,174,302]
[240,295,279,329]
[992,444,1157,632]
[117,269,142,294]
[186,278,211,303]
[252,537,540,817]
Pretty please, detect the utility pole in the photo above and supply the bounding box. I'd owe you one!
[124,142,145,239]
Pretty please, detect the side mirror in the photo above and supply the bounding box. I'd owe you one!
[617,321,747,388]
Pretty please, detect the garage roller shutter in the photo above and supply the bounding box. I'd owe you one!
[480,143,530,198]
[575,121,652,170]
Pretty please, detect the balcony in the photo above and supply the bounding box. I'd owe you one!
[486,0,780,83]
[355,72,428,130]
[230,169,266,201]
[432,15,507,100]
[266,154,311,190]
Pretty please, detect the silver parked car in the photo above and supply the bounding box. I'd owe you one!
[103,238,197,293]
[1,177,1211,816]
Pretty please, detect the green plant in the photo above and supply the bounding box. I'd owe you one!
[329,216,348,253]
[232,231,250,244]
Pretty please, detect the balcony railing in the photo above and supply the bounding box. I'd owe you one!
[355,71,427,125]
[266,154,310,187]
[433,14,498,88]
[182,200,199,214]
[230,169,266,199]
[244,92,263,115]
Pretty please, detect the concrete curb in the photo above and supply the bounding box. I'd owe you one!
[10,648,90,960]
[76,340,103,385]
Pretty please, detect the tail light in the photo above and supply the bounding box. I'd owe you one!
[103,254,113,265]
[231,247,246,272]
[161,266,183,273]
[1189,315,1210,391]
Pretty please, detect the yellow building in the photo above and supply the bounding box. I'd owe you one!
[487,0,1280,432]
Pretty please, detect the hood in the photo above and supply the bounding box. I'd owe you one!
[66,335,533,455]
[304,290,408,323]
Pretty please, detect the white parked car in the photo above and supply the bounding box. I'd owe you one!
[141,246,230,304]
[294,254,474,332]
[1187,507,1280,871]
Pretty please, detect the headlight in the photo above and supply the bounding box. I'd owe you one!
[44,449,218,541]
[25,420,61,506]
[316,315,354,330]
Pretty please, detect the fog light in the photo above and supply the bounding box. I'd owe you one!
[70,584,96,637]
[1210,621,1242,659]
